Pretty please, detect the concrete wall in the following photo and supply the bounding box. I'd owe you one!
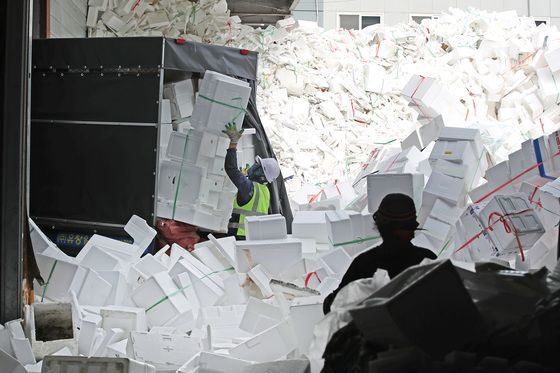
[50,0,87,38]
[293,0,560,30]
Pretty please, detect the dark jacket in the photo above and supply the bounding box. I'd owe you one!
[323,239,436,314]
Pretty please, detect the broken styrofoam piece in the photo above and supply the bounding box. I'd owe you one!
[24,303,77,359]
[245,214,288,241]
[77,234,141,266]
[192,240,232,273]
[77,315,100,357]
[229,319,298,363]
[92,328,126,358]
[105,338,128,358]
[248,265,274,298]
[100,306,148,334]
[127,254,168,285]
[124,215,157,254]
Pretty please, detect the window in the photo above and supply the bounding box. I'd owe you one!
[339,14,359,30]
[410,14,438,24]
[534,18,550,26]
[338,14,383,30]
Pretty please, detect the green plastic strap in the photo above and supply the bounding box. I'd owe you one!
[198,94,247,113]
[146,267,235,313]
[171,129,192,219]
[41,260,58,302]
[437,239,451,257]
[332,235,381,247]
[373,138,396,145]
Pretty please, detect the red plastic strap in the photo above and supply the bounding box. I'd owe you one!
[308,189,323,204]
[175,38,186,44]
[529,185,544,208]
[131,0,141,11]
[540,118,545,134]
[487,211,526,261]
[304,271,321,288]
[472,99,477,116]
[334,180,342,196]
[410,76,428,117]
[474,149,560,203]
[240,49,250,55]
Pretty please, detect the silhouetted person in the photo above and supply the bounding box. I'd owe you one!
[323,193,436,314]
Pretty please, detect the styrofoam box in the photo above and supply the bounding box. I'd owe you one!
[41,355,156,373]
[367,173,423,213]
[34,254,86,302]
[438,127,484,160]
[479,193,545,259]
[100,306,148,334]
[166,130,202,164]
[325,210,353,246]
[158,160,205,206]
[131,272,191,327]
[229,319,298,363]
[235,238,303,275]
[422,172,467,210]
[452,205,498,262]
[245,214,288,241]
[130,332,201,370]
[191,71,251,134]
[289,297,324,354]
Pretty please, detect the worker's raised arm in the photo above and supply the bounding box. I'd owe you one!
[223,123,254,206]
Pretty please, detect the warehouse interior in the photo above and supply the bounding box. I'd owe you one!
[2,0,560,372]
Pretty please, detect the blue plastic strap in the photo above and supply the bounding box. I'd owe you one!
[533,139,556,180]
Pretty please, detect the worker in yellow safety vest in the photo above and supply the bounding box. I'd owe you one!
[223,122,280,239]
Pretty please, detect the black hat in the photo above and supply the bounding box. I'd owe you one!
[373,193,419,231]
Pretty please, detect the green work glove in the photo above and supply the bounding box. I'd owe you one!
[222,122,244,144]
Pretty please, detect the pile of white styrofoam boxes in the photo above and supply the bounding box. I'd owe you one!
[157,71,252,232]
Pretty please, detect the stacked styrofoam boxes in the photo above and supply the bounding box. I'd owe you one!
[429,127,488,192]
[157,71,251,232]
[470,132,560,203]
[235,215,302,280]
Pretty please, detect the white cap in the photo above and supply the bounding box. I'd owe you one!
[256,156,280,183]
